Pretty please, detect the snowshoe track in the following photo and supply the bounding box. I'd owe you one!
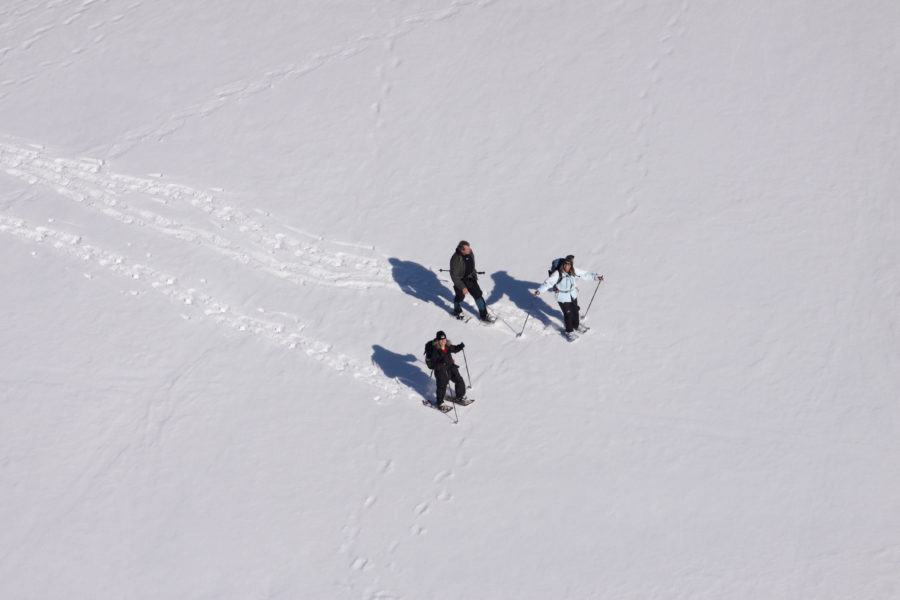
[1,137,554,398]
[0,140,391,291]
[0,214,403,396]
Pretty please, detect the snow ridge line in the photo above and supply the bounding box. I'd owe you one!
[0,140,392,291]
[0,214,404,397]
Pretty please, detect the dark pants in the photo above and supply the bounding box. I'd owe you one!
[454,278,486,317]
[559,299,580,333]
[435,367,466,404]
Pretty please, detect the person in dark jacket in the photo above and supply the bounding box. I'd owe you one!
[449,240,492,322]
[428,330,466,407]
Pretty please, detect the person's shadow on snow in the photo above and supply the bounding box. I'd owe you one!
[371,344,434,400]
[486,270,557,327]
[389,257,454,313]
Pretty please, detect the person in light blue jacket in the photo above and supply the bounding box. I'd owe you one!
[534,256,603,341]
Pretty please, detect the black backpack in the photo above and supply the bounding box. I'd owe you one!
[547,257,570,288]
[548,257,566,276]
[424,340,434,369]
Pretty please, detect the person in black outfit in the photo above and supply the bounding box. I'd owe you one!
[428,330,466,407]
[449,240,491,321]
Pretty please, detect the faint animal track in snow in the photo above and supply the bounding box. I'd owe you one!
[0,0,138,72]
[435,489,452,502]
[338,524,360,555]
[405,445,473,544]
[616,2,690,227]
[337,448,405,598]
[107,0,496,156]
[433,470,452,483]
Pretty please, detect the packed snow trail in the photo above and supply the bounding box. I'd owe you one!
[0,139,391,290]
[0,214,406,396]
[1,138,557,338]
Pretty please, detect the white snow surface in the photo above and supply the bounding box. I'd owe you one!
[2,1,899,598]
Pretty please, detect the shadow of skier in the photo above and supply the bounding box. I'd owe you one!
[371,344,433,400]
[486,270,557,327]
[389,257,454,313]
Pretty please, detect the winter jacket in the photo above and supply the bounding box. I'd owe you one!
[537,270,598,303]
[429,342,463,373]
[449,250,477,291]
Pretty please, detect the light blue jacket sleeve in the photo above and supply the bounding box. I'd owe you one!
[538,270,601,301]
[536,273,561,295]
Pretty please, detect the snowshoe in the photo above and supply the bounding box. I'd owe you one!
[423,400,453,413]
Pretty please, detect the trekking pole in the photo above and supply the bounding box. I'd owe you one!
[462,347,473,389]
[517,296,536,337]
[439,269,485,275]
[582,278,603,320]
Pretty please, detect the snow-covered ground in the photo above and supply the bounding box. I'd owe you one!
[2,1,898,598]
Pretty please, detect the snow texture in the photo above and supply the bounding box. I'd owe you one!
[1,1,899,598]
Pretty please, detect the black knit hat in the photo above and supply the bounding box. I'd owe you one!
[457,240,470,252]
[435,331,447,340]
